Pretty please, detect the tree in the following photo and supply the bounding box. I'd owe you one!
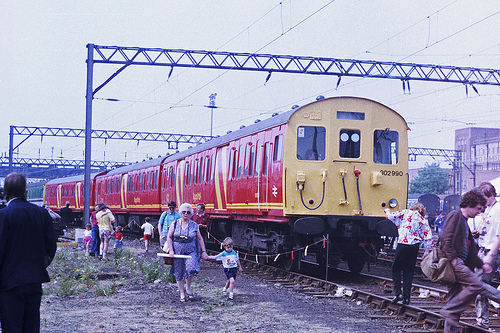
[409,163,450,194]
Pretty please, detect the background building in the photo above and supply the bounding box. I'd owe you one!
[455,127,500,192]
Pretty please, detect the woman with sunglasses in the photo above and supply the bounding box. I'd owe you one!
[166,202,207,302]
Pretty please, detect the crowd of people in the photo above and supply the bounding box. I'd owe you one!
[385,182,500,333]
[4,168,500,332]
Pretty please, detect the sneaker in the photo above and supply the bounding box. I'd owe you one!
[228,292,234,300]
[222,288,227,297]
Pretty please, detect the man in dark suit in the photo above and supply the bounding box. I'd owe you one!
[59,201,73,226]
[0,172,57,332]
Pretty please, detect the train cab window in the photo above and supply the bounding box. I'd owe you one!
[374,129,399,164]
[339,129,360,158]
[273,135,283,162]
[296,126,325,161]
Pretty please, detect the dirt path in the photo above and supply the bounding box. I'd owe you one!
[40,243,399,333]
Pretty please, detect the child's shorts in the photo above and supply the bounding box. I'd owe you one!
[83,236,92,245]
[224,267,238,280]
[144,234,152,241]
[114,239,123,248]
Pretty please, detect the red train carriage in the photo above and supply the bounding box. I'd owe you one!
[95,156,164,230]
[42,96,407,273]
[44,172,105,225]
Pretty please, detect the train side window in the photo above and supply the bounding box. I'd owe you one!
[374,129,399,164]
[230,149,237,179]
[255,140,262,176]
[249,144,255,176]
[339,129,361,158]
[244,143,252,177]
[199,157,204,184]
[296,126,325,161]
[211,153,216,183]
[204,156,210,183]
[170,167,175,188]
[263,142,270,175]
[237,145,245,179]
[273,135,283,162]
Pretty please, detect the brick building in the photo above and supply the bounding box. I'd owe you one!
[455,127,500,192]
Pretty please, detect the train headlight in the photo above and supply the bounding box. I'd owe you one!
[389,198,398,208]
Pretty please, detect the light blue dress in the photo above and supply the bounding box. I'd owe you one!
[169,220,200,281]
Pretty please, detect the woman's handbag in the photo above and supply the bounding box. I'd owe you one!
[421,247,455,284]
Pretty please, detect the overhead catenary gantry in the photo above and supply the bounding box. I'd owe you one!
[7,125,212,177]
[84,44,500,226]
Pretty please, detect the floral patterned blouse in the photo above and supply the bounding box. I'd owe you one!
[386,209,434,248]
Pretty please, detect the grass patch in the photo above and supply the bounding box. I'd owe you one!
[45,248,175,297]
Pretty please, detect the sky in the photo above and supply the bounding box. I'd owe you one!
[1,0,500,171]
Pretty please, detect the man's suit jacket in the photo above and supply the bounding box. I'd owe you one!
[0,198,57,291]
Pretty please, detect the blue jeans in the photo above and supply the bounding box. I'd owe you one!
[91,225,100,255]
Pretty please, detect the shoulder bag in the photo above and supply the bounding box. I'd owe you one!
[420,217,460,285]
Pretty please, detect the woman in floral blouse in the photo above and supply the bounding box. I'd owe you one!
[385,202,433,305]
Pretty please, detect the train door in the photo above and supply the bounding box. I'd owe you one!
[214,145,229,211]
[121,174,128,210]
[75,182,82,209]
[56,184,62,208]
[175,160,185,204]
[267,130,284,214]
[258,139,271,211]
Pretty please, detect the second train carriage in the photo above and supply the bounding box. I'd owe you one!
[42,96,408,273]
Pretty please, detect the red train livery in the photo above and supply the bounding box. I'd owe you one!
[44,97,408,272]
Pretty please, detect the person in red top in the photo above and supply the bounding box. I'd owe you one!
[192,203,210,239]
[114,226,124,251]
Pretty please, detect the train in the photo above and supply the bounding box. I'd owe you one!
[36,96,408,273]
[414,193,460,226]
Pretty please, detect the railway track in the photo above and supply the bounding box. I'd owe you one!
[231,253,498,333]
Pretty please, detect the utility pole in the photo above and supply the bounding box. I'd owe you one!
[205,93,217,137]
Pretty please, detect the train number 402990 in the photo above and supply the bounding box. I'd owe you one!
[380,170,404,176]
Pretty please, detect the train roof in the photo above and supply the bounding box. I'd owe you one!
[163,108,295,163]
[103,155,166,176]
[94,108,295,177]
[45,172,103,185]
[26,180,49,188]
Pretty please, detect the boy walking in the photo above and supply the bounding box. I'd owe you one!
[205,237,242,300]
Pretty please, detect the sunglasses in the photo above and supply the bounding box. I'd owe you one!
[181,211,191,214]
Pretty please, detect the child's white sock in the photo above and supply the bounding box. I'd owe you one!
[222,288,227,296]
[228,292,234,300]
